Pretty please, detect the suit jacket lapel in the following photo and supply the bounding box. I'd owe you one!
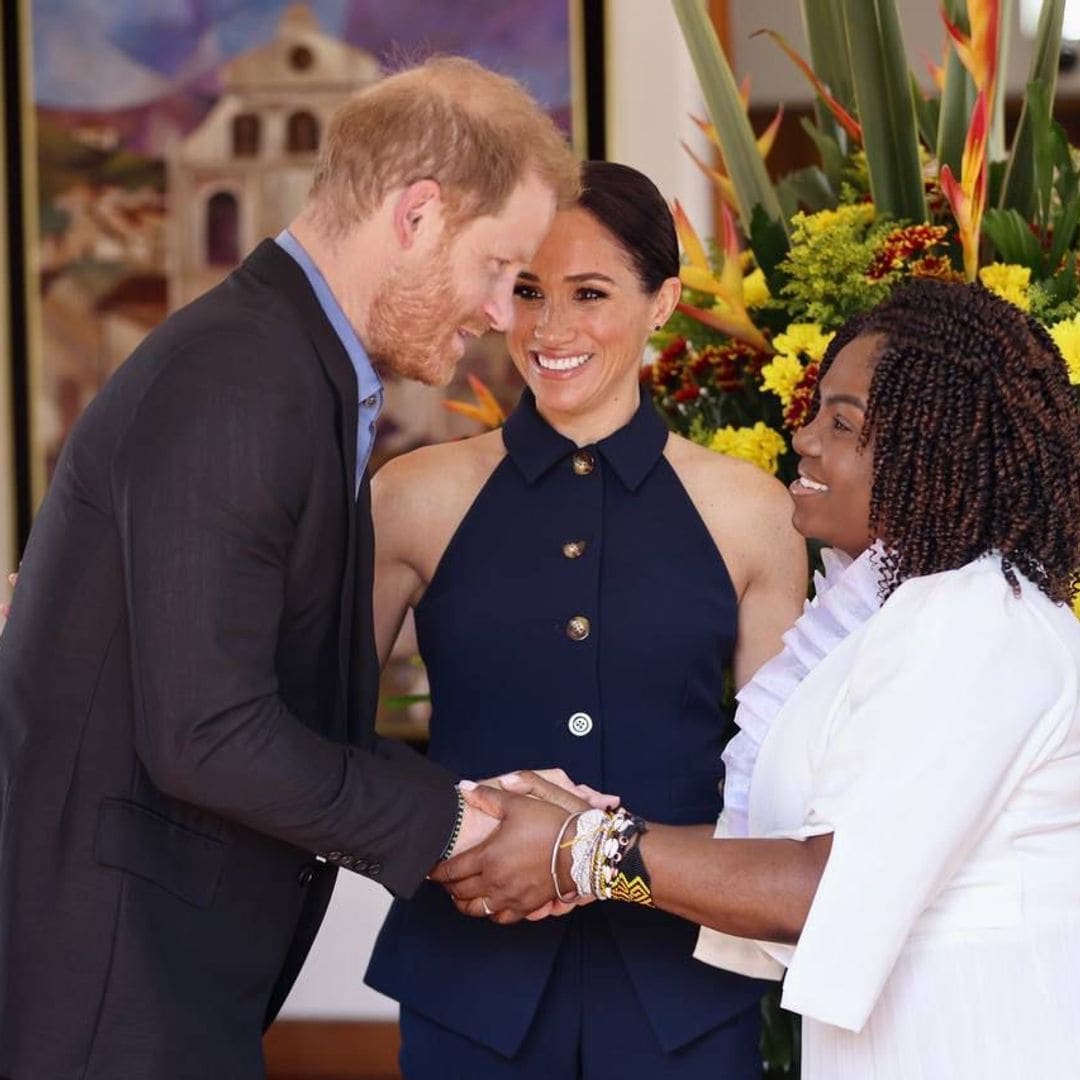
[240,239,360,740]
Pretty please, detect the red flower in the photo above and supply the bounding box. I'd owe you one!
[867,224,950,281]
[783,362,820,432]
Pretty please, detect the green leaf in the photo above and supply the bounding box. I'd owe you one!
[1028,80,1055,232]
[799,116,846,189]
[1050,195,1080,271]
[800,0,855,146]
[983,207,1045,274]
[1052,122,1078,206]
[749,204,793,286]
[988,0,1014,161]
[999,0,1065,217]
[671,0,788,238]
[1047,252,1079,305]
[842,0,927,222]
[776,166,837,216]
[910,71,940,151]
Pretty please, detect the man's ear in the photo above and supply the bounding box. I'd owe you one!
[392,178,443,250]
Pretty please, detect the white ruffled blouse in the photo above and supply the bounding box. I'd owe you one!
[695,555,1080,1079]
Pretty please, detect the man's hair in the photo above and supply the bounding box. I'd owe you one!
[309,56,580,233]
[816,278,1080,604]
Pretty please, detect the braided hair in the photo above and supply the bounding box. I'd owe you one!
[815,278,1080,603]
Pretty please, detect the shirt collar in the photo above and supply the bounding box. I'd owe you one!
[502,388,669,491]
[275,229,382,406]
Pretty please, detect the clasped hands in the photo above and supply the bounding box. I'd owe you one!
[430,769,618,924]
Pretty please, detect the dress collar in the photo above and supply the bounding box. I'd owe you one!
[501,388,669,491]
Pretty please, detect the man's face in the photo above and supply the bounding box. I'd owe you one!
[367,172,557,387]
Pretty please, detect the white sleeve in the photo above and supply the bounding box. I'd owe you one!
[779,568,1076,1032]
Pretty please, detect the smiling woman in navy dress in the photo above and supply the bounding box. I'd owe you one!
[365,162,807,1078]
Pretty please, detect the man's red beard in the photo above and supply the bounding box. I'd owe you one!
[367,241,482,387]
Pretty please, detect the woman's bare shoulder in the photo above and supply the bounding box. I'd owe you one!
[373,429,505,505]
[371,430,506,570]
[665,432,793,519]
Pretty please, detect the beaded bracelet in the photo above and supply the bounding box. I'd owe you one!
[589,807,654,906]
[570,809,606,896]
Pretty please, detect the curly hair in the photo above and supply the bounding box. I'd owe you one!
[815,278,1080,604]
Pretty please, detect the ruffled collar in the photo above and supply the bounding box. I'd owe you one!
[720,545,884,837]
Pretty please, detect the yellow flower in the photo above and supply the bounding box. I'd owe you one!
[772,322,835,363]
[795,203,875,238]
[707,422,787,475]
[742,267,770,309]
[978,262,1031,311]
[1048,314,1080,386]
[760,354,805,408]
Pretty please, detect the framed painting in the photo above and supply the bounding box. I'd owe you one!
[4,0,607,545]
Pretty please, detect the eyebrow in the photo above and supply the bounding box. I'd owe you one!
[515,270,618,285]
[823,393,867,410]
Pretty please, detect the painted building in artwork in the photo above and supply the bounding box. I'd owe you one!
[167,4,379,309]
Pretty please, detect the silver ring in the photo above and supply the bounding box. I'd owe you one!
[481,897,492,916]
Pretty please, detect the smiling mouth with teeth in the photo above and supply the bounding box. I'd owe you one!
[534,352,591,372]
[796,476,830,492]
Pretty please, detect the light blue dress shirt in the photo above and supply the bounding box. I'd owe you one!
[275,229,382,496]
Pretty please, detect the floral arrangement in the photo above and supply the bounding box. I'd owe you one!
[661,0,1080,628]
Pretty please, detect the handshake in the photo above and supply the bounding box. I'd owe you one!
[430,769,632,924]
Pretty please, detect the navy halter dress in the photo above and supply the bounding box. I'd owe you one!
[367,390,765,1077]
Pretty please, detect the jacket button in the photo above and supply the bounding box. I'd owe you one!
[297,865,315,886]
[565,615,591,641]
[568,712,593,737]
[562,540,587,559]
[571,450,596,476]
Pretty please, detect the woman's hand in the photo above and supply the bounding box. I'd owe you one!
[493,767,619,811]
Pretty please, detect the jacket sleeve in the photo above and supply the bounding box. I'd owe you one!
[113,334,455,897]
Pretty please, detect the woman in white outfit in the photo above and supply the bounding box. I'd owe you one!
[441,277,1080,1079]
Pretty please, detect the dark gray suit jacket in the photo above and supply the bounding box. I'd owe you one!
[0,240,457,1079]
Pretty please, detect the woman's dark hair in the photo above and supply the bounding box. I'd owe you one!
[578,160,679,293]
[816,277,1080,604]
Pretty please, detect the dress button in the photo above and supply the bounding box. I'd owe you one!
[561,540,587,559]
[568,712,593,737]
[297,865,315,886]
[565,615,591,641]
[571,450,596,476]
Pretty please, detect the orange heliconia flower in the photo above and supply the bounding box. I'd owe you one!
[673,200,771,354]
[942,0,999,104]
[939,90,989,281]
[443,373,506,429]
[752,28,862,144]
